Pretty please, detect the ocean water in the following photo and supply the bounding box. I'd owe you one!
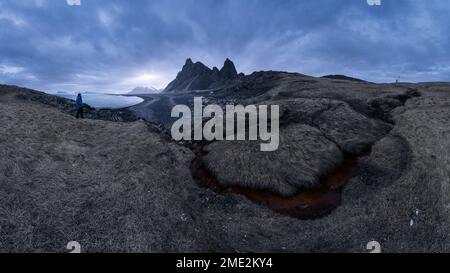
[55,92,144,109]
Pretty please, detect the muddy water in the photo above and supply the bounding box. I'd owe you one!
[191,143,370,220]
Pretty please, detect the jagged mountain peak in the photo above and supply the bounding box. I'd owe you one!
[164,58,240,92]
[180,58,210,75]
[219,58,238,80]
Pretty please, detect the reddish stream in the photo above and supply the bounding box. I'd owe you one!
[191,144,370,220]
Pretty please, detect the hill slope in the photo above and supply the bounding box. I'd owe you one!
[0,86,208,252]
[2,78,450,252]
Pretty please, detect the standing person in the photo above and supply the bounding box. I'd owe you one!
[75,93,84,119]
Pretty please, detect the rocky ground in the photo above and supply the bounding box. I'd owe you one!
[1,70,450,252]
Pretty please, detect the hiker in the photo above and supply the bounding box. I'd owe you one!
[75,93,84,119]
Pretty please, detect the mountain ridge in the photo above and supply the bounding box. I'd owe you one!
[164,58,241,92]
[128,86,160,95]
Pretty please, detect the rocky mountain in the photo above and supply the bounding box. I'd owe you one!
[219,58,239,80]
[128,86,160,95]
[164,58,241,92]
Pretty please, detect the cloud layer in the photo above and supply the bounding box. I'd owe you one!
[0,0,449,93]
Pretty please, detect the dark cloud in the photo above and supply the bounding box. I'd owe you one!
[0,0,449,93]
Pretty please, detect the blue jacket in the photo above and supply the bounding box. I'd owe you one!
[75,94,83,109]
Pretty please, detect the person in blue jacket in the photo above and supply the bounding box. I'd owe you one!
[75,93,84,119]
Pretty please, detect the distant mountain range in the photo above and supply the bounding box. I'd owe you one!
[164,58,243,92]
[321,74,368,83]
[128,86,161,95]
[163,58,375,93]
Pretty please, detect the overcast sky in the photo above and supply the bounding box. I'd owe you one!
[0,0,449,93]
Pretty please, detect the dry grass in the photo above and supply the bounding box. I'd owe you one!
[203,123,344,196]
[2,79,450,253]
[0,87,204,252]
